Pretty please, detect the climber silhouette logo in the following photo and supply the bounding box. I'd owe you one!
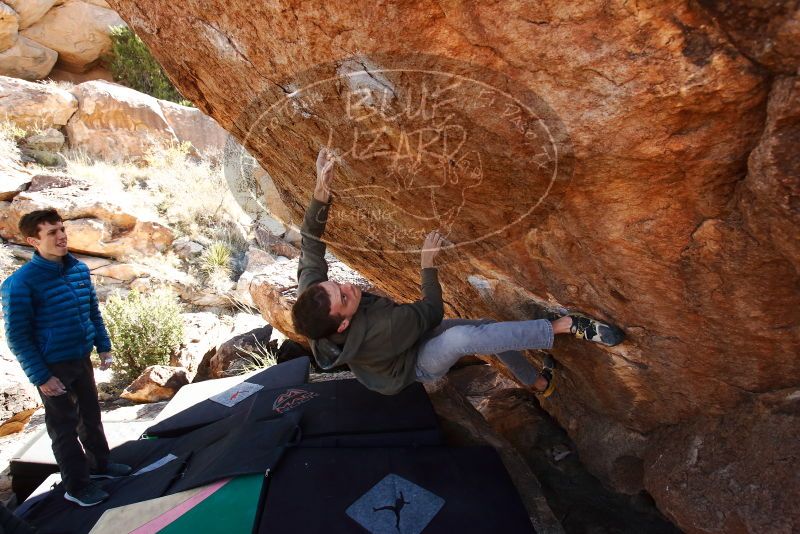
[346,474,445,534]
[373,491,410,531]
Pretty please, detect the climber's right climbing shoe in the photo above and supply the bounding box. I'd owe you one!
[568,313,625,347]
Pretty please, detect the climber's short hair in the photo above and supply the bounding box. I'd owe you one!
[292,282,343,340]
[19,209,63,239]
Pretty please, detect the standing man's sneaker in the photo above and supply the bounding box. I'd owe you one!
[569,313,625,347]
[90,462,132,479]
[64,482,109,507]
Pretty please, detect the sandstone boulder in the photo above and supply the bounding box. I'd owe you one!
[643,389,800,534]
[63,217,172,258]
[5,241,112,270]
[83,0,110,8]
[698,0,800,75]
[0,174,173,259]
[66,80,177,161]
[120,365,188,403]
[740,75,800,273]
[158,99,230,157]
[0,35,57,80]
[0,75,76,129]
[173,312,227,380]
[21,0,125,73]
[0,2,18,52]
[253,227,300,259]
[48,64,113,84]
[110,1,800,530]
[91,262,151,281]
[209,325,274,378]
[4,0,57,30]
[233,246,275,307]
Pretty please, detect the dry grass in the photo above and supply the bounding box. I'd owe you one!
[0,244,17,284]
[64,140,251,245]
[0,121,24,163]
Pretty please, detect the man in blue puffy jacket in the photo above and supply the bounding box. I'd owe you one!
[1,209,131,507]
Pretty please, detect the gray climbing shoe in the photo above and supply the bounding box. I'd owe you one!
[569,313,625,346]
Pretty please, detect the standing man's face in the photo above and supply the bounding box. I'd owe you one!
[26,221,68,261]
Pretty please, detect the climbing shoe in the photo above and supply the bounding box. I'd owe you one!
[569,313,625,347]
[537,355,556,398]
[64,482,109,507]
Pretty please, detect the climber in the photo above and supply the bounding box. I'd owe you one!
[291,148,625,397]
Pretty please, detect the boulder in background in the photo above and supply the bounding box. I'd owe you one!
[0,75,77,129]
[3,0,57,30]
[0,35,57,80]
[0,2,19,52]
[20,0,125,73]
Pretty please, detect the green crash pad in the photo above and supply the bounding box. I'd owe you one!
[157,474,264,533]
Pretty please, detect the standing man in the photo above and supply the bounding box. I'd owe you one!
[1,209,131,507]
[292,149,624,397]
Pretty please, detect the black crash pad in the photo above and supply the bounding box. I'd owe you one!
[246,379,442,447]
[255,446,535,534]
[145,356,310,438]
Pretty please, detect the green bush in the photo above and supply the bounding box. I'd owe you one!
[107,26,191,105]
[104,290,184,383]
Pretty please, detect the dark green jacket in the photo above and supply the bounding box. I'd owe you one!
[298,198,444,395]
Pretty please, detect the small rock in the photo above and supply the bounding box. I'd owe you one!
[283,226,302,246]
[20,147,66,168]
[173,236,204,259]
[120,365,188,403]
[24,128,65,151]
[209,325,274,378]
[257,214,286,238]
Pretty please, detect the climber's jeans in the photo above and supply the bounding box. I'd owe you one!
[414,318,554,386]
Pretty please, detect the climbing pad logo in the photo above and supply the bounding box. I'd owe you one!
[225,53,573,259]
[346,474,445,534]
[272,388,318,414]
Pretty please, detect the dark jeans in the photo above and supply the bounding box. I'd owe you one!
[39,357,109,494]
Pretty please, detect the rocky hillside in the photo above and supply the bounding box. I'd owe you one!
[0,0,123,81]
[105,1,800,532]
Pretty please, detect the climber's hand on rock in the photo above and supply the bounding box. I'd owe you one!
[314,148,336,203]
[421,230,445,269]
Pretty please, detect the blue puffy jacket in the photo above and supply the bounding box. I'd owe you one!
[1,252,111,386]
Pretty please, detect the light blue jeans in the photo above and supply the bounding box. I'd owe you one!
[414,319,554,386]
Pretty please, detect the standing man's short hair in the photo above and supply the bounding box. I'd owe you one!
[19,209,63,238]
[292,283,343,339]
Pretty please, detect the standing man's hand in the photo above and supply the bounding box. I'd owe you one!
[40,376,66,397]
[98,351,113,371]
[314,148,336,203]
[421,230,445,269]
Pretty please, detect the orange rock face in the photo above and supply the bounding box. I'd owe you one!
[108,1,799,530]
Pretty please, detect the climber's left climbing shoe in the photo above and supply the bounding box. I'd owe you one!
[537,355,556,398]
[569,313,625,347]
